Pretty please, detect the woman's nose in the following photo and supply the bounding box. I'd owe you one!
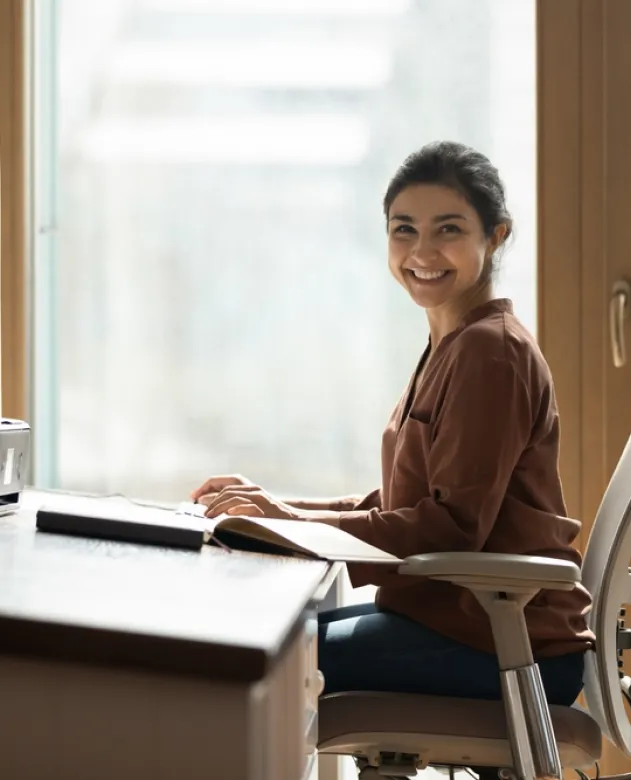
[410,232,437,261]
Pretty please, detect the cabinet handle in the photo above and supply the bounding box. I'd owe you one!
[610,280,630,368]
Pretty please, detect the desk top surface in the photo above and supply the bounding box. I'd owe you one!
[0,490,332,682]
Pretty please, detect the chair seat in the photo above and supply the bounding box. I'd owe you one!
[318,692,602,770]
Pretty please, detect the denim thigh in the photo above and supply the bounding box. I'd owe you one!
[318,602,585,706]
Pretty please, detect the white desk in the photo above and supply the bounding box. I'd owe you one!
[0,490,343,780]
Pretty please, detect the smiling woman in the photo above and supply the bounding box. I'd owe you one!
[309,143,592,710]
[192,141,594,716]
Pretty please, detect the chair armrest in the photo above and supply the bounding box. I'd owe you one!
[399,553,580,670]
[398,552,580,593]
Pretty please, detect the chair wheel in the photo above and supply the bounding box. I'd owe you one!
[469,768,502,780]
[354,756,417,779]
[357,769,381,779]
[357,769,407,780]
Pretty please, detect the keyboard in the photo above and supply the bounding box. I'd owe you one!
[175,502,207,519]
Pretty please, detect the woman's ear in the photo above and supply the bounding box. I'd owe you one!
[488,223,509,255]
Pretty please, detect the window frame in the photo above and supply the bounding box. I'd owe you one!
[0,0,601,510]
[0,0,28,422]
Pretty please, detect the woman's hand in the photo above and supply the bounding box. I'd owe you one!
[191,474,253,503]
[197,484,304,520]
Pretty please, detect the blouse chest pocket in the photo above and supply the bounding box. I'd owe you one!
[391,413,434,507]
[398,411,435,457]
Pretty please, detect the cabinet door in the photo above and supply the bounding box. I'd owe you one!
[540,0,631,775]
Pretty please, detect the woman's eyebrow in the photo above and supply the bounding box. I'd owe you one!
[433,213,467,223]
[389,212,468,224]
[388,212,415,224]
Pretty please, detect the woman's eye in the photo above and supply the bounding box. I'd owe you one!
[393,224,415,236]
[439,223,462,235]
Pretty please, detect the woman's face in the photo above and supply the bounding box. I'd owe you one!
[387,183,503,310]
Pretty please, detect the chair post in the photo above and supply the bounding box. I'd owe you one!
[500,665,563,780]
[475,592,563,780]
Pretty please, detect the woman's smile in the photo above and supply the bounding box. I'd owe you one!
[405,268,453,284]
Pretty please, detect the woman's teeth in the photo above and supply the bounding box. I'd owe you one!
[410,269,448,280]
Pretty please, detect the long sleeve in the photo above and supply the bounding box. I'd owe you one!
[339,349,533,587]
[351,488,382,511]
[322,489,381,512]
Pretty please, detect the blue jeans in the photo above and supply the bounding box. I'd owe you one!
[318,603,585,706]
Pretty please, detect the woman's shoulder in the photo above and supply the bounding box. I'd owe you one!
[449,307,553,385]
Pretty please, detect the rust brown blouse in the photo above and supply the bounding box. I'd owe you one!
[338,298,594,658]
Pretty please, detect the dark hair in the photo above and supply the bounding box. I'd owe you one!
[383,141,513,252]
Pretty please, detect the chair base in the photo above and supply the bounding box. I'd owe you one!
[318,692,602,773]
[353,759,505,780]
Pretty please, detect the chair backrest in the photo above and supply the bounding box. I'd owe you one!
[582,434,631,754]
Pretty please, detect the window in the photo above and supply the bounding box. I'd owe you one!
[31,0,535,504]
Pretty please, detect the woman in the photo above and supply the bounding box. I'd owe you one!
[192,141,594,706]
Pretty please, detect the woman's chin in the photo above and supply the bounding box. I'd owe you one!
[406,278,457,309]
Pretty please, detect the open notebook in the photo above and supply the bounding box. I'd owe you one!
[35,496,400,566]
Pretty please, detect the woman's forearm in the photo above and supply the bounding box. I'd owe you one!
[284,495,364,512]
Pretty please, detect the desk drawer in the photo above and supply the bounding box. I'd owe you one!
[253,621,313,780]
[304,612,320,745]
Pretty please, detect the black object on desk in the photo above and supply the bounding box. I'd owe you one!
[36,503,207,550]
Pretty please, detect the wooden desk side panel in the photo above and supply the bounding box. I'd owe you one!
[252,625,313,780]
[0,655,255,780]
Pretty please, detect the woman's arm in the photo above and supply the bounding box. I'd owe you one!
[285,488,381,513]
[284,496,362,512]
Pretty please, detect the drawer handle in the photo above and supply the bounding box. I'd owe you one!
[610,279,630,368]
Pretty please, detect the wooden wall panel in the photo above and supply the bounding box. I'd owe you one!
[0,0,27,421]
[537,0,584,529]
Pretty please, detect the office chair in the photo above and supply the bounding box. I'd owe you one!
[318,435,631,780]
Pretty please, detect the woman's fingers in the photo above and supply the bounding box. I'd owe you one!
[191,474,252,501]
[196,491,218,506]
[226,503,264,517]
[197,486,292,520]
[204,495,263,518]
[197,484,261,509]
[215,484,260,494]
